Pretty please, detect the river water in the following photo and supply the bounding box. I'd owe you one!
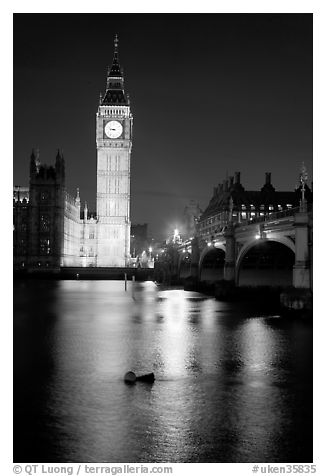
[13,280,312,463]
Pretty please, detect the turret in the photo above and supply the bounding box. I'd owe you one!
[75,188,80,206]
[75,187,81,216]
[84,202,88,222]
[55,149,65,182]
[29,149,37,178]
[261,172,275,193]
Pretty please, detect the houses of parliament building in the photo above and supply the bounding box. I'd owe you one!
[14,36,134,271]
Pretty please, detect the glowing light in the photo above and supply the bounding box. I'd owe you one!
[149,247,152,253]
[207,242,212,247]
[255,234,261,239]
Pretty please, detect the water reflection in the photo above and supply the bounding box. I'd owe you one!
[14,280,312,463]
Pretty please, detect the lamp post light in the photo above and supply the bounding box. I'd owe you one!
[173,228,180,243]
[300,162,308,212]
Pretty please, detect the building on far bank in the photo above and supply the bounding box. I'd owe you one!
[183,200,202,240]
[196,171,312,248]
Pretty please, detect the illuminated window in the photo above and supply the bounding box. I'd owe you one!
[286,204,293,209]
[40,239,51,255]
[278,204,282,211]
[241,212,246,219]
[250,204,255,210]
[269,205,274,211]
[241,204,246,211]
[40,215,50,232]
[260,204,265,211]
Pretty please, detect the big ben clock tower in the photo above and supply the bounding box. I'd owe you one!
[96,35,133,267]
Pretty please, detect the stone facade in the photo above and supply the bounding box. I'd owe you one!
[197,171,312,249]
[13,37,133,270]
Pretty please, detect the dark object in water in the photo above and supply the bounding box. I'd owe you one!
[136,372,155,383]
[124,371,137,384]
[124,371,155,384]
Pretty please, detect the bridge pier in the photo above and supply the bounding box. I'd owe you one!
[293,210,311,289]
[190,237,200,280]
[224,224,236,282]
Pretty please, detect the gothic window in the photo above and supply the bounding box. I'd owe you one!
[40,214,50,232]
[40,239,51,255]
[260,204,265,211]
[89,230,95,239]
[241,204,246,211]
[278,204,283,211]
[268,205,274,211]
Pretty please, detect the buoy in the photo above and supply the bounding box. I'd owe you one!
[124,371,136,384]
[124,371,155,384]
[136,372,155,383]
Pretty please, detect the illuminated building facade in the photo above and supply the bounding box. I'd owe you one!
[197,171,312,248]
[96,35,132,266]
[13,36,133,270]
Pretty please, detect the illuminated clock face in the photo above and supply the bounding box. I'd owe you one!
[104,120,123,139]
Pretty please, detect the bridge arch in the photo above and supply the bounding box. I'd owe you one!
[236,237,295,287]
[199,245,226,282]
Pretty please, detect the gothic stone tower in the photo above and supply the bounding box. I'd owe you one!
[96,35,133,267]
[28,149,65,269]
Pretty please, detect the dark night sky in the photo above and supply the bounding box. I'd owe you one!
[13,13,312,240]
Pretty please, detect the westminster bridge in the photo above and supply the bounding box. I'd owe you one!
[155,204,312,289]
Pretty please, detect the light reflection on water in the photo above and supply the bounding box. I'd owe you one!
[14,280,312,463]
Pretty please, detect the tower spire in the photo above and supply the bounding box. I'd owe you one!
[101,35,128,105]
[107,33,122,82]
[114,33,119,57]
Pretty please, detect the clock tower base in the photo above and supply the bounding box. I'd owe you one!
[96,219,131,268]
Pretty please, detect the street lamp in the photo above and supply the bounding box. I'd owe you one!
[300,162,308,212]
